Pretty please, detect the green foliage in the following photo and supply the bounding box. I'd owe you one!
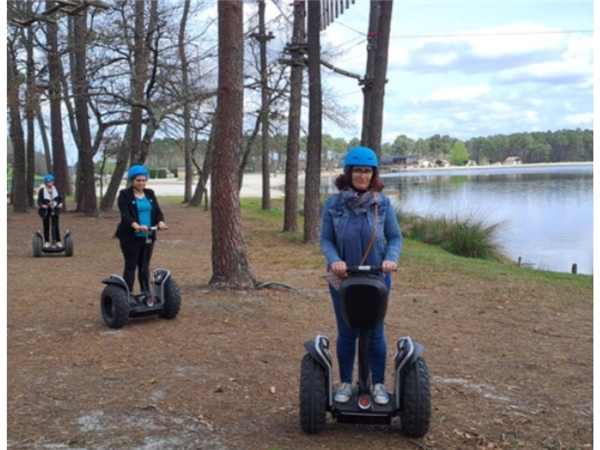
[381,129,591,164]
[449,140,469,165]
[322,134,350,154]
[149,168,168,179]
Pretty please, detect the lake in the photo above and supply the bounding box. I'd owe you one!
[322,163,594,275]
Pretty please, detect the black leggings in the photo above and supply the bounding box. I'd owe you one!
[42,213,61,243]
[119,237,154,293]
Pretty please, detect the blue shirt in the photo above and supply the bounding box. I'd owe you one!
[135,196,152,237]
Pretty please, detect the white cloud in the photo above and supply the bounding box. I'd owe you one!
[488,102,512,113]
[452,112,470,121]
[466,23,566,57]
[425,85,490,103]
[497,60,592,84]
[564,113,594,127]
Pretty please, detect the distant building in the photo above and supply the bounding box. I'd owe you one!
[416,159,435,168]
[503,156,522,165]
[380,155,419,169]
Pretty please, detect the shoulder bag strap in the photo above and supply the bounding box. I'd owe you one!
[360,204,378,265]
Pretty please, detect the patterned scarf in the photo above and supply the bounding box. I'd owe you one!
[43,185,59,202]
[341,189,380,216]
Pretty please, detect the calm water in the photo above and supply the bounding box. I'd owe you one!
[322,164,594,275]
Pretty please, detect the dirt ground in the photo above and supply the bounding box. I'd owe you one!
[6,202,593,450]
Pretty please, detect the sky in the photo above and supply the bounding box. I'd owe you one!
[2,1,595,158]
[313,0,594,143]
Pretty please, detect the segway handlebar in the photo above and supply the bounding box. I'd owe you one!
[134,225,168,234]
[345,265,398,275]
[346,265,382,274]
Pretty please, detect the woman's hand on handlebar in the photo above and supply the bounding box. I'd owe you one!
[331,261,347,278]
[157,221,168,231]
[382,260,397,274]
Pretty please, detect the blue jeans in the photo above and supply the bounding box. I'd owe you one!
[329,273,391,385]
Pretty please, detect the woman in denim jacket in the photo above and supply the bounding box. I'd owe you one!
[319,146,402,406]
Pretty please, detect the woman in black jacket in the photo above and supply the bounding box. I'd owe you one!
[115,165,168,294]
[37,174,64,248]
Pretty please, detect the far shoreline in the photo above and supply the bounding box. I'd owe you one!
[135,161,592,198]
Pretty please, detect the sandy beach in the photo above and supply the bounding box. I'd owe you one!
[133,173,290,198]
[121,162,591,198]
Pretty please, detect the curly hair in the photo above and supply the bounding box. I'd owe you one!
[334,167,385,192]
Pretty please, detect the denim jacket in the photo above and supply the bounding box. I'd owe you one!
[320,192,402,269]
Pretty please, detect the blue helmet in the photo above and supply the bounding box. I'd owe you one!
[344,146,378,170]
[43,174,55,182]
[128,165,148,180]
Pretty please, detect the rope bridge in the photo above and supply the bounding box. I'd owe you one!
[320,0,357,31]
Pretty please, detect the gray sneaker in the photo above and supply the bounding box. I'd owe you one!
[371,383,390,405]
[334,382,352,403]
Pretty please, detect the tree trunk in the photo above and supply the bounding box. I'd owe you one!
[34,98,52,174]
[129,0,148,165]
[25,17,36,208]
[282,0,305,232]
[303,0,322,244]
[178,0,192,202]
[71,11,97,216]
[100,125,132,211]
[46,0,71,196]
[7,46,28,212]
[360,0,380,148]
[366,0,393,157]
[190,122,215,208]
[258,0,271,210]
[136,0,161,167]
[210,0,256,288]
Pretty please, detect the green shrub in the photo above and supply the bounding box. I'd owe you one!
[440,220,510,262]
[395,204,510,263]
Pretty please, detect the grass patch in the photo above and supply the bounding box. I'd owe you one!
[401,238,592,302]
[238,199,591,299]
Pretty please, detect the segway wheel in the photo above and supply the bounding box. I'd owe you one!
[299,353,328,434]
[32,234,43,257]
[64,234,74,257]
[100,285,130,329]
[400,357,431,438]
[158,277,181,319]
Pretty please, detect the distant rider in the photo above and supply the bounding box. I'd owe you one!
[37,174,64,248]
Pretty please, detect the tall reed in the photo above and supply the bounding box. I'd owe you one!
[396,205,511,263]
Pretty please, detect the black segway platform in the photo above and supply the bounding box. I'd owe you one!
[100,269,181,329]
[32,230,74,257]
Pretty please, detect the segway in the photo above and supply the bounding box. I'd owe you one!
[300,265,431,437]
[33,205,74,257]
[100,227,181,329]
